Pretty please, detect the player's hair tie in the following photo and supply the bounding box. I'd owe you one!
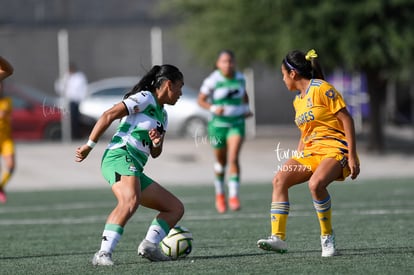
[283,58,296,71]
[305,49,318,61]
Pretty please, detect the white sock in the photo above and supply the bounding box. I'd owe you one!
[145,224,167,244]
[228,179,239,198]
[214,179,225,195]
[100,230,121,254]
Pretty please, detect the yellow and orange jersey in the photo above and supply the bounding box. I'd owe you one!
[293,79,348,155]
[0,97,12,140]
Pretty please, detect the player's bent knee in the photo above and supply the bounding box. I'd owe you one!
[174,200,185,220]
[214,162,225,174]
[307,180,325,195]
[272,174,286,190]
[167,199,185,223]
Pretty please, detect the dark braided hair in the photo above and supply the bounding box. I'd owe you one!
[124,64,183,99]
[282,49,325,80]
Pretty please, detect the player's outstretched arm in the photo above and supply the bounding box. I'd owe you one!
[0,56,14,81]
[75,102,128,162]
[336,108,360,179]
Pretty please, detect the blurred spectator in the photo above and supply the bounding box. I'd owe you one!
[55,62,88,139]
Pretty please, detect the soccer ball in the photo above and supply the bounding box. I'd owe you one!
[160,226,193,259]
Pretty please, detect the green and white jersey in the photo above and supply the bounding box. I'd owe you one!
[107,91,167,167]
[200,70,246,127]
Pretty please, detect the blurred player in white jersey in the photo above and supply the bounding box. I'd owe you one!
[198,50,253,213]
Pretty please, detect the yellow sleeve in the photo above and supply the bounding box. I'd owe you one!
[318,83,346,114]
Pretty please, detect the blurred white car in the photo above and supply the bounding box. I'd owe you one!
[79,77,210,138]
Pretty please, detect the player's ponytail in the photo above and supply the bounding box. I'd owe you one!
[124,65,161,99]
[282,49,325,80]
[305,49,325,80]
[124,64,183,99]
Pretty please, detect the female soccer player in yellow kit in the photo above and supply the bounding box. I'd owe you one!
[257,49,360,257]
[0,56,15,204]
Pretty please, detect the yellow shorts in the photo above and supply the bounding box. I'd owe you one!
[292,152,350,181]
[0,138,15,156]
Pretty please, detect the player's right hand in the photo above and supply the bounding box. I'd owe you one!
[75,145,92,162]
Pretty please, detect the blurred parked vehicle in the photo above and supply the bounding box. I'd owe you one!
[79,77,210,138]
[3,83,62,140]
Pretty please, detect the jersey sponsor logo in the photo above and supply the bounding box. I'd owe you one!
[226,89,240,99]
[129,164,138,172]
[155,121,165,134]
[147,106,156,117]
[306,97,313,108]
[295,110,315,127]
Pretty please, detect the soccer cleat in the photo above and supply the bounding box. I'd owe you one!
[257,235,287,253]
[92,251,114,266]
[229,196,241,211]
[321,233,337,257]
[0,188,7,204]
[138,239,171,262]
[215,194,227,213]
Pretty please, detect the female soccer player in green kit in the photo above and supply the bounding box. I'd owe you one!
[76,64,185,265]
[198,50,253,213]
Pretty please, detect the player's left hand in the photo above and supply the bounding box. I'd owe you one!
[348,157,360,180]
[245,111,254,118]
[149,128,163,147]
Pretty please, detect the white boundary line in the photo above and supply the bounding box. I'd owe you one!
[1,208,413,226]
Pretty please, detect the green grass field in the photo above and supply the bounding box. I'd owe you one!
[1,178,413,274]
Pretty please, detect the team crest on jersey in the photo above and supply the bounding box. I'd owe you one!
[306,97,313,108]
[133,105,140,113]
[325,89,336,99]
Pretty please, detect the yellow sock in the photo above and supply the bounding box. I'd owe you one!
[313,196,332,236]
[270,202,289,240]
[0,171,11,188]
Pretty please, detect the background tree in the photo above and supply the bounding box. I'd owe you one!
[159,0,414,153]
